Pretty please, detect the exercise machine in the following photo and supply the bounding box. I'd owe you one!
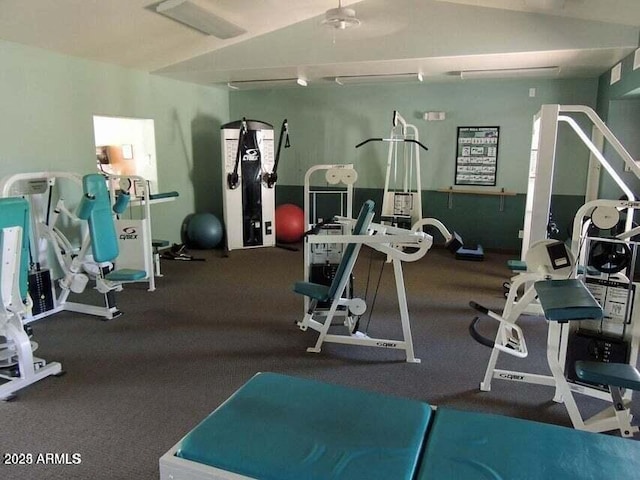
[160,372,640,480]
[471,233,640,437]
[302,164,357,316]
[356,110,449,233]
[104,174,179,291]
[221,118,290,251]
[356,110,428,228]
[295,199,433,363]
[0,172,145,321]
[522,104,639,260]
[0,197,62,400]
[356,110,464,253]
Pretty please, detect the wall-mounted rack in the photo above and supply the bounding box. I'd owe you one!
[438,186,517,212]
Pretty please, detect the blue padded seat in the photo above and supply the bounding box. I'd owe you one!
[105,269,147,282]
[294,282,332,301]
[575,361,640,391]
[175,372,432,480]
[417,407,640,480]
[534,279,603,322]
[507,259,527,271]
[508,259,596,275]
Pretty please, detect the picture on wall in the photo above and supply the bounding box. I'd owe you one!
[455,126,499,186]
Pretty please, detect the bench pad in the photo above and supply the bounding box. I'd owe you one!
[417,407,640,479]
[534,279,603,322]
[575,361,640,391]
[508,260,596,275]
[105,268,146,282]
[175,372,432,480]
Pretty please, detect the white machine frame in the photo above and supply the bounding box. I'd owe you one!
[0,171,145,321]
[302,163,355,315]
[522,104,639,260]
[356,110,426,228]
[299,219,432,363]
[382,111,423,226]
[105,173,155,291]
[0,222,62,400]
[299,164,456,362]
[478,233,640,436]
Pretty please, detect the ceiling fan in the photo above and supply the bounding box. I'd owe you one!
[322,0,361,30]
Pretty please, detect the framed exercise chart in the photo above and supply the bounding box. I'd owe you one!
[455,126,500,186]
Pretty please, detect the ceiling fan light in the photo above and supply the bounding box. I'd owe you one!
[322,7,361,29]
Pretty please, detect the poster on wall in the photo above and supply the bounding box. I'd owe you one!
[455,126,499,186]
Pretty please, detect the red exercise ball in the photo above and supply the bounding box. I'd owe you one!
[275,204,305,243]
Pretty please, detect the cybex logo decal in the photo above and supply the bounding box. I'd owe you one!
[120,226,138,240]
[499,373,525,381]
[242,148,259,162]
[376,341,397,348]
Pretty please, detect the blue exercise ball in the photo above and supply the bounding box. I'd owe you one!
[186,213,223,249]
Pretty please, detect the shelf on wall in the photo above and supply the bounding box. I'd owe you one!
[438,187,517,212]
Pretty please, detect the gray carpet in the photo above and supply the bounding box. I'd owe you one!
[1,245,637,479]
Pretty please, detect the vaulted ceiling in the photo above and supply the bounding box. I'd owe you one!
[0,0,638,87]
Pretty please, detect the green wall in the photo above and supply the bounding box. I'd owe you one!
[596,49,640,200]
[230,79,598,250]
[0,39,229,244]
[1,35,627,252]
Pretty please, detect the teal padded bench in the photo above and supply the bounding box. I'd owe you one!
[534,279,603,323]
[575,360,640,437]
[508,259,597,275]
[159,372,640,480]
[576,361,640,392]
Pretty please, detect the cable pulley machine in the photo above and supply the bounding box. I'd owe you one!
[221,118,290,251]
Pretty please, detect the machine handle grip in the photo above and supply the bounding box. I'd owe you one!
[265,118,290,188]
[77,194,96,220]
[355,138,383,148]
[113,191,130,214]
[469,301,489,315]
[469,316,495,349]
[355,138,429,151]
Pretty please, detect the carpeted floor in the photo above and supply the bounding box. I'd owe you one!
[1,245,637,479]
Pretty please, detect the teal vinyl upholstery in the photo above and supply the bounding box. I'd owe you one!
[176,372,432,480]
[508,260,596,275]
[534,279,603,322]
[171,373,640,480]
[575,361,640,391]
[80,174,119,263]
[79,174,146,282]
[0,197,30,300]
[417,407,640,480]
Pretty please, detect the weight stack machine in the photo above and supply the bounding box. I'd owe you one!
[221,119,275,251]
[565,236,640,391]
[303,164,358,313]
